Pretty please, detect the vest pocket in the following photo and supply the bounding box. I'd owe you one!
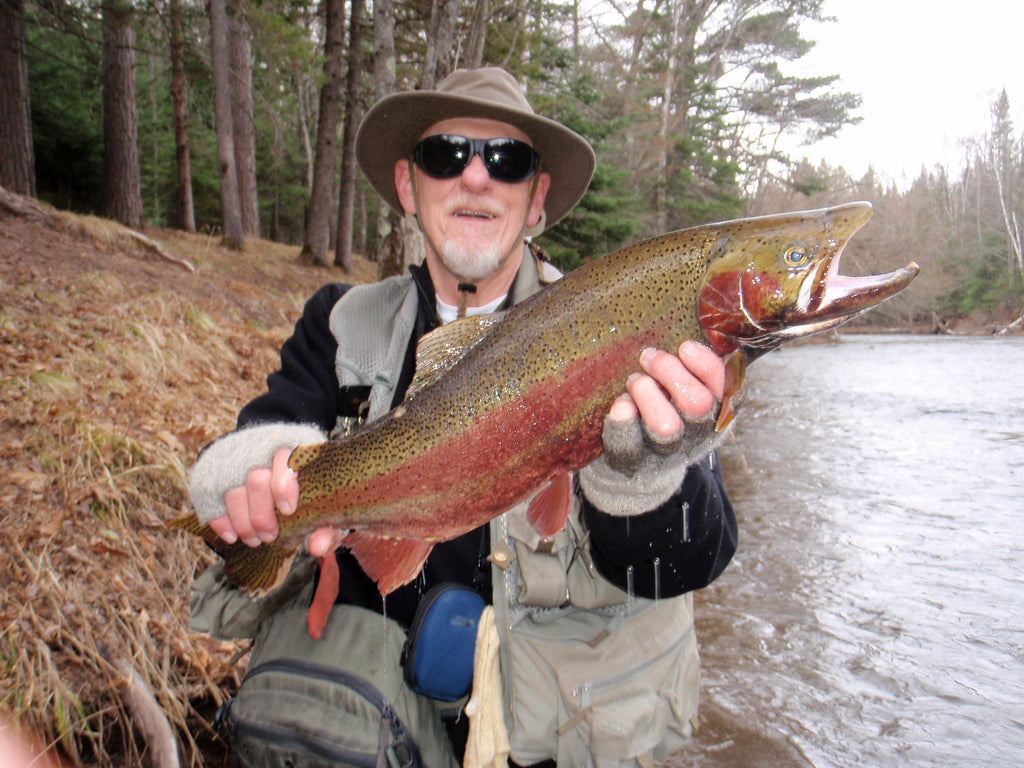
[503,597,700,767]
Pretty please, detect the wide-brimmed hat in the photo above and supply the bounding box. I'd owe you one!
[356,67,595,231]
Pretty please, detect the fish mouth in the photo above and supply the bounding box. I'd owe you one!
[777,203,919,342]
[698,202,920,356]
[776,262,921,342]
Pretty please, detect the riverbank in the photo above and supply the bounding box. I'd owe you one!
[0,193,377,766]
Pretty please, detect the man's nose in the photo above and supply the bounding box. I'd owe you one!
[459,154,492,189]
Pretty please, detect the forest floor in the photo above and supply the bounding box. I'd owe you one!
[0,190,376,767]
[0,189,1017,767]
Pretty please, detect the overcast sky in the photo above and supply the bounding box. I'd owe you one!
[792,0,1024,184]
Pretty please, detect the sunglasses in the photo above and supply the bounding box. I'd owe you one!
[412,134,540,184]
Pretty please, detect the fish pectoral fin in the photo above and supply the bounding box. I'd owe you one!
[527,471,573,539]
[716,350,748,433]
[342,532,435,596]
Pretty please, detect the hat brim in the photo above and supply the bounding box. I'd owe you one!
[356,90,595,232]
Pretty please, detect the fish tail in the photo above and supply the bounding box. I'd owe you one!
[167,511,296,595]
[167,510,219,544]
[220,539,297,595]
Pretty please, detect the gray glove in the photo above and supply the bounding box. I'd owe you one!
[188,422,326,523]
[579,408,719,517]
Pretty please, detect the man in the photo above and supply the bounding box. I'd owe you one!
[188,67,736,768]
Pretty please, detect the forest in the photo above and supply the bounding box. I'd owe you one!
[2,0,1023,328]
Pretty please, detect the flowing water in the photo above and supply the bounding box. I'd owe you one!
[671,334,1024,768]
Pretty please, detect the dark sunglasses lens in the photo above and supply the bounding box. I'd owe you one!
[414,135,539,182]
[415,135,471,178]
[484,139,538,182]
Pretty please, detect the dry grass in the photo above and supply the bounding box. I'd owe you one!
[0,200,377,766]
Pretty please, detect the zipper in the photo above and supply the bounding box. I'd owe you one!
[230,658,420,767]
[573,622,693,709]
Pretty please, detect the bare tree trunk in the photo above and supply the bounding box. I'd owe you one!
[298,0,346,266]
[357,185,366,255]
[371,0,404,279]
[209,0,244,248]
[229,0,260,237]
[465,0,487,68]
[654,0,681,234]
[422,0,440,89]
[435,0,457,82]
[421,0,457,89]
[0,0,35,196]
[334,0,364,272]
[499,0,528,68]
[168,0,195,232]
[294,68,314,194]
[102,0,143,227]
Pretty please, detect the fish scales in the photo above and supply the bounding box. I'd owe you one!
[291,242,709,530]
[170,201,919,601]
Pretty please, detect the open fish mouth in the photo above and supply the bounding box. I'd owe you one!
[774,261,921,343]
[722,202,919,352]
[780,203,919,343]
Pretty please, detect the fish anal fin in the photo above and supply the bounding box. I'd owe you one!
[407,313,506,399]
[716,350,748,433]
[527,472,573,539]
[343,531,435,596]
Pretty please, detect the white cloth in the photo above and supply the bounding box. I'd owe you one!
[463,606,509,768]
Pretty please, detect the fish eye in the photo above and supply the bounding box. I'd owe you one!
[784,246,808,267]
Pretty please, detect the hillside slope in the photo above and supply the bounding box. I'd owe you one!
[0,191,377,766]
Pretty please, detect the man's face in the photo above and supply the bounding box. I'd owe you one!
[395,117,550,283]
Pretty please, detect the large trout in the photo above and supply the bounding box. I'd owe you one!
[172,202,918,604]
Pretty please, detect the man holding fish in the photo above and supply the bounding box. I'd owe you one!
[186,68,738,768]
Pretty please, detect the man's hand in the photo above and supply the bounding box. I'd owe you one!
[207,446,345,558]
[610,340,726,438]
[207,447,298,546]
[579,340,727,517]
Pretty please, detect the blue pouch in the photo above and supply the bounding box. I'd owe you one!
[402,583,486,702]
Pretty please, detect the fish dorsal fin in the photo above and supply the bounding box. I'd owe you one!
[406,312,506,400]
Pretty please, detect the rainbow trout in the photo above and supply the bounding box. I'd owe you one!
[172,201,918,601]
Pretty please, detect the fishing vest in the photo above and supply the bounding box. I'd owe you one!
[331,251,701,768]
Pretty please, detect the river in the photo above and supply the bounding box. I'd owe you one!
[671,334,1024,768]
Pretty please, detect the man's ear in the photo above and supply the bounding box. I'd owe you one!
[395,159,417,214]
[528,172,551,228]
